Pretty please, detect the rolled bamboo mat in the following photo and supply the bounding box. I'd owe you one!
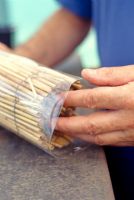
[0,51,82,153]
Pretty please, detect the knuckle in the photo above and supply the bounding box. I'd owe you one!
[83,91,97,108]
[114,130,134,143]
[95,135,105,146]
[125,130,134,141]
[84,121,99,135]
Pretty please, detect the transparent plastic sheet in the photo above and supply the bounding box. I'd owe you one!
[0,50,92,157]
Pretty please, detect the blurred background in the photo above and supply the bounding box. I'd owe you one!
[0,0,99,67]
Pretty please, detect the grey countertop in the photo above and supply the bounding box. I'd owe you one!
[0,128,115,200]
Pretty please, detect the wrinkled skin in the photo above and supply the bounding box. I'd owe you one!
[1,43,134,146]
[56,66,134,146]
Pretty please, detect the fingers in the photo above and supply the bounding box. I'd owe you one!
[56,110,134,136]
[94,129,134,146]
[81,66,134,86]
[72,131,134,147]
[64,84,134,109]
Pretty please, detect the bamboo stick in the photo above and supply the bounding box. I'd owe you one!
[0,51,82,152]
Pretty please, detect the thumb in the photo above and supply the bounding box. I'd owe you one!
[81,66,134,86]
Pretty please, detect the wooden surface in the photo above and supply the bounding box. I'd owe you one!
[0,128,115,200]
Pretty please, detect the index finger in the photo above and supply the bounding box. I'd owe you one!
[64,85,132,109]
[82,66,134,86]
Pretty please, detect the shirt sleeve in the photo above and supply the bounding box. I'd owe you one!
[57,0,92,20]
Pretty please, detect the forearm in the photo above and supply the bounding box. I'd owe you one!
[15,8,91,67]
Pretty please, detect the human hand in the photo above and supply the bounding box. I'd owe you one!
[56,66,134,146]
